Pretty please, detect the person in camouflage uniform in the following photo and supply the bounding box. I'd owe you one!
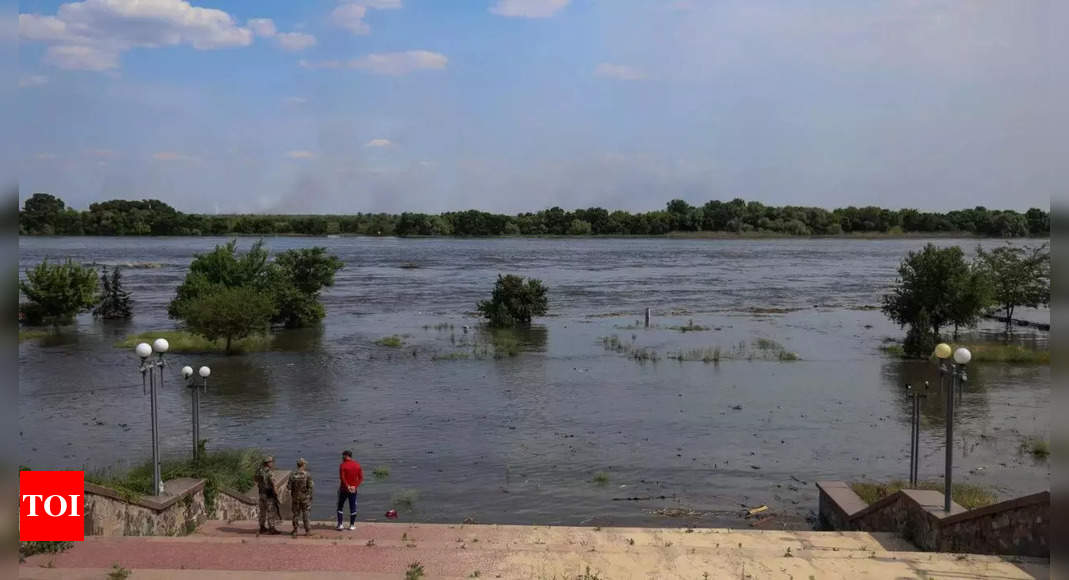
[254,455,280,534]
[287,458,314,536]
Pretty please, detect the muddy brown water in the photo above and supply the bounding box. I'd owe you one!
[18,237,1050,527]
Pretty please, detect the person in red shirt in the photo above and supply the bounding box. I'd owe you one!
[336,449,364,530]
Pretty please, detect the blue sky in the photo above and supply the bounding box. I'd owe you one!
[16,0,1064,214]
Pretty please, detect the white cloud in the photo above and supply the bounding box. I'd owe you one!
[19,0,255,70]
[34,152,57,160]
[490,0,569,19]
[300,50,447,75]
[594,63,646,81]
[152,151,198,162]
[365,139,393,148]
[286,150,316,159]
[283,96,308,105]
[247,18,276,37]
[276,32,317,52]
[18,75,48,88]
[331,1,402,35]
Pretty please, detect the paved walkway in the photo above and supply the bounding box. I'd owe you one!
[20,520,1047,579]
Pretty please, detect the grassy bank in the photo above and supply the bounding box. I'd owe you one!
[115,330,274,354]
[881,342,1048,364]
[87,447,263,514]
[850,480,997,510]
[18,328,50,342]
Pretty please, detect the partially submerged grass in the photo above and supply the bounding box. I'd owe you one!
[881,341,1048,364]
[18,328,50,342]
[592,472,610,485]
[375,335,404,348]
[116,330,274,354]
[1020,437,1050,459]
[87,446,262,515]
[372,466,391,479]
[603,335,799,363]
[850,480,997,510]
[666,319,711,332]
[392,489,420,509]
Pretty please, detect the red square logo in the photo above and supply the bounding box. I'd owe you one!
[20,471,85,541]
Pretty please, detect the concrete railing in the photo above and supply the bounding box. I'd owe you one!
[817,480,1049,557]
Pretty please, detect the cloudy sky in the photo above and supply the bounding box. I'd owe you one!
[16,0,1064,214]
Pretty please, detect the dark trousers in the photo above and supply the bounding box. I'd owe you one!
[336,488,357,526]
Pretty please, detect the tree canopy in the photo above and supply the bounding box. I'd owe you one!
[478,274,549,327]
[976,243,1050,331]
[881,244,990,356]
[183,286,276,354]
[19,259,100,327]
[168,240,343,342]
[19,194,1050,238]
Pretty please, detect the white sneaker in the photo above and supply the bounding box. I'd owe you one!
[336,524,344,531]
[347,524,356,530]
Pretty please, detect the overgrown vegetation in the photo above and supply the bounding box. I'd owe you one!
[18,328,49,342]
[405,562,426,580]
[86,446,263,515]
[881,341,1049,364]
[1020,437,1050,459]
[18,541,72,563]
[477,274,548,327]
[116,330,275,354]
[850,480,997,510]
[20,193,1049,238]
[19,258,99,327]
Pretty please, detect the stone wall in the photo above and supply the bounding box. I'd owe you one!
[84,478,206,537]
[817,481,1049,558]
[214,469,292,522]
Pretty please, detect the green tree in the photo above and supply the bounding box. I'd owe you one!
[184,287,276,354]
[976,243,1050,332]
[168,240,272,320]
[169,240,342,331]
[19,259,99,327]
[881,244,989,356]
[477,274,548,327]
[92,266,133,319]
[567,219,592,235]
[20,193,67,235]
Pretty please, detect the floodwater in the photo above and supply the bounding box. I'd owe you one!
[18,237,1050,528]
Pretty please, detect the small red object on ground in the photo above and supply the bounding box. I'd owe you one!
[385,509,398,519]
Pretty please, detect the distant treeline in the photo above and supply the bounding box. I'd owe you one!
[19,193,1049,238]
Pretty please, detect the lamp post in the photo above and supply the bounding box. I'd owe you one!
[136,337,170,496]
[933,342,970,512]
[182,365,211,461]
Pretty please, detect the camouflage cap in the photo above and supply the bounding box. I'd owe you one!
[296,458,307,467]
[263,455,274,464]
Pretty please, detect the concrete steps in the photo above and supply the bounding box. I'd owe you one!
[19,520,1047,579]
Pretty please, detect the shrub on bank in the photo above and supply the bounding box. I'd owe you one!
[87,446,263,515]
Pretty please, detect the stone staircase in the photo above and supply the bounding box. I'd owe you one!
[20,520,1047,579]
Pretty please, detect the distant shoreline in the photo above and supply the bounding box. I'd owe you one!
[18,232,1051,240]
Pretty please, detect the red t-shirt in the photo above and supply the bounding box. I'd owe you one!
[339,458,364,491]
